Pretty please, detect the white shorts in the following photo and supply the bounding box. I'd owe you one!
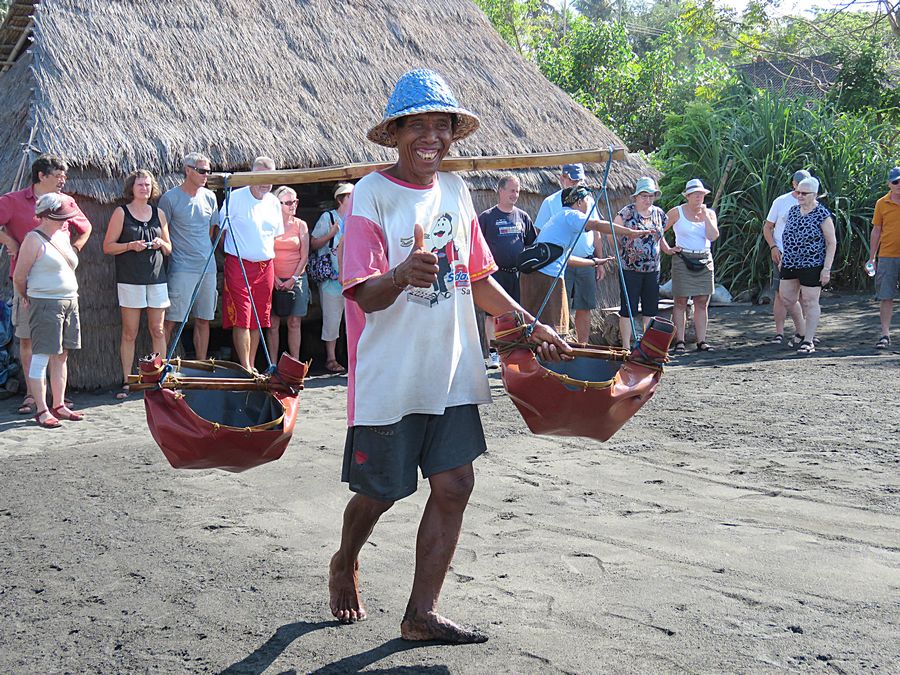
[167,271,218,322]
[117,283,171,309]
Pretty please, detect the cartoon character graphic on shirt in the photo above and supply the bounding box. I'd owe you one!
[403,212,465,307]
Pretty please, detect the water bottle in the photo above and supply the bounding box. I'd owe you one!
[865,261,876,277]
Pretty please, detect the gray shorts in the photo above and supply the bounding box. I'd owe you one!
[564,265,598,311]
[11,288,30,340]
[342,404,487,502]
[167,271,218,322]
[279,273,310,317]
[28,297,81,355]
[874,257,900,301]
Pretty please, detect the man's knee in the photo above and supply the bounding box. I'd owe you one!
[350,493,395,518]
[430,465,475,506]
[287,316,302,330]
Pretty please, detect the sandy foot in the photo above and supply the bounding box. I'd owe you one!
[329,553,367,624]
[400,609,488,644]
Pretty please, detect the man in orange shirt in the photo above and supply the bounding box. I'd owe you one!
[868,166,900,349]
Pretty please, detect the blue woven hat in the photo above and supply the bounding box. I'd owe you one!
[367,69,480,148]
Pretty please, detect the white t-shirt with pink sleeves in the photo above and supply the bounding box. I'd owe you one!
[341,171,497,426]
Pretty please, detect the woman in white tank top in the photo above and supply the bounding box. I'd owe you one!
[12,193,84,428]
[663,179,720,354]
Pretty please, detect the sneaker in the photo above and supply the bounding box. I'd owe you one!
[487,350,501,369]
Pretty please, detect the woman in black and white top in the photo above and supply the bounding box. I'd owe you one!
[103,169,172,398]
[778,176,836,354]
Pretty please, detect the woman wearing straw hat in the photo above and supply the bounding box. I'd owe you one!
[663,178,720,353]
[612,176,672,350]
[778,176,836,354]
[331,68,570,643]
[12,193,84,428]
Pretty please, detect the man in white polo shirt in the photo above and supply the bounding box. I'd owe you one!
[219,156,283,370]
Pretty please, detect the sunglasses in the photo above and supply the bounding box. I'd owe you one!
[280,200,298,206]
[892,179,900,186]
[794,191,814,196]
[189,166,212,175]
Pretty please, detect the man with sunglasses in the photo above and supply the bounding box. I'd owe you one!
[868,166,900,350]
[160,153,220,360]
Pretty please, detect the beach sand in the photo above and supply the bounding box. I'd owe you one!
[0,294,897,673]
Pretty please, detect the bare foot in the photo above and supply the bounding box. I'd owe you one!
[329,553,367,624]
[400,609,488,644]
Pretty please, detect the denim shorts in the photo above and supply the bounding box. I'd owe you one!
[341,404,487,502]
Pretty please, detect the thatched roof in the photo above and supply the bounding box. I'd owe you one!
[0,0,651,201]
[734,56,839,100]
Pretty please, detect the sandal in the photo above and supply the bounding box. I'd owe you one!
[796,341,815,355]
[34,410,62,429]
[115,385,130,400]
[17,395,36,415]
[325,360,347,374]
[671,341,687,355]
[52,405,84,421]
[875,335,890,350]
[696,342,715,352]
[787,333,805,348]
[767,334,784,345]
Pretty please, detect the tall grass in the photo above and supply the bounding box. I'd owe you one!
[655,87,897,295]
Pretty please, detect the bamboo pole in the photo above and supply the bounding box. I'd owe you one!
[126,378,298,392]
[207,148,628,189]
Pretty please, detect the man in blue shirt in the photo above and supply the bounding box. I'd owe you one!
[478,174,536,367]
[521,186,641,335]
[535,164,604,341]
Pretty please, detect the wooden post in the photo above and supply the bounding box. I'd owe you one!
[207,148,628,189]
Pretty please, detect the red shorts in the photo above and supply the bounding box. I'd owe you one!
[223,255,274,329]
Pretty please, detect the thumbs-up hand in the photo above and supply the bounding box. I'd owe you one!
[393,223,439,288]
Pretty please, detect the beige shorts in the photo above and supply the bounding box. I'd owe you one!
[117,283,171,309]
[28,297,81,355]
[11,288,31,340]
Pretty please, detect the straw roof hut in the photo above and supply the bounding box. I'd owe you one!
[0,0,654,388]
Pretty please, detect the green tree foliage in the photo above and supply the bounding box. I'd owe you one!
[656,88,897,295]
[475,0,732,151]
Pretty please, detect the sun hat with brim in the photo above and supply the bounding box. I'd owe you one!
[682,178,710,196]
[632,176,660,198]
[333,182,354,199]
[367,69,480,148]
[34,192,76,221]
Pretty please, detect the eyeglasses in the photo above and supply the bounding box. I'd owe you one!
[280,200,298,206]
[794,191,813,196]
[189,166,212,175]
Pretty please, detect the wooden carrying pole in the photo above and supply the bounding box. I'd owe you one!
[207,148,628,189]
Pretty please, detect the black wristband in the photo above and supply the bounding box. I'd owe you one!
[770,246,778,251]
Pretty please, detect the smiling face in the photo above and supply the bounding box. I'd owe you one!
[498,177,520,211]
[428,213,456,249]
[389,112,454,186]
